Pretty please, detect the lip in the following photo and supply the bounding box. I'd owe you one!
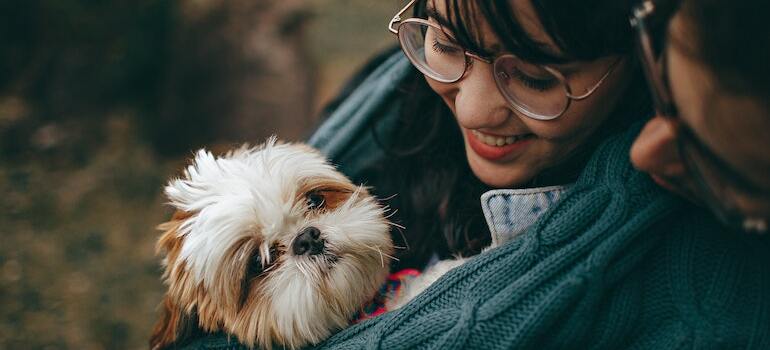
[465,129,534,161]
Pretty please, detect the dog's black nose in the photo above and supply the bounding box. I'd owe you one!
[293,226,324,256]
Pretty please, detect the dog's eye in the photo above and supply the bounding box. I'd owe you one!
[247,251,263,277]
[246,247,277,279]
[306,191,325,210]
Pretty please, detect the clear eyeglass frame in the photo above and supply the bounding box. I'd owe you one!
[388,0,620,121]
[630,0,768,233]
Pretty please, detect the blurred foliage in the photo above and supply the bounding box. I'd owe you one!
[0,0,395,348]
[1,0,172,159]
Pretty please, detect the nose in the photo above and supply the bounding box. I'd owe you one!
[630,116,685,178]
[292,226,324,256]
[453,60,513,129]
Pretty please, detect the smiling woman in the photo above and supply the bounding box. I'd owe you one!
[367,0,652,269]
[389,0,635,190]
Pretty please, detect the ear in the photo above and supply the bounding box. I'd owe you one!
[151,210,199,350]
[156,210,192,257]
[149,296,200,350]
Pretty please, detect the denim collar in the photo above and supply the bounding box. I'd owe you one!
[481,185,570,247]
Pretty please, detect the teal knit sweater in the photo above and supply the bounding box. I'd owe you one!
[309,129,770,349]
[178,53,770,350]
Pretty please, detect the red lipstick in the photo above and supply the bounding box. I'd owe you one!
[465,129,534,161]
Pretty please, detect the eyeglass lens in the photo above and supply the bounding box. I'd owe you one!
[398,21,568,118]
[399,21,466,82]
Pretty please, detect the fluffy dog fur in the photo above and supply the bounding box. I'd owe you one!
[150,138,393,349]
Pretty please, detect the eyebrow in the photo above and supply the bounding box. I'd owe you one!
[425,6,453,31]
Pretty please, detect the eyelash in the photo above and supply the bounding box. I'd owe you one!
[427,25,557,92]
[508,68,558,91]
[432,39,460,54]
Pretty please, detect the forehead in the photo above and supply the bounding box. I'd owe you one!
[428,0,562,57]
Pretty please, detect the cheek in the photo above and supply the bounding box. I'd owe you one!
[426,77,456,109]
[521,63,633,142]
[557,74,625,135]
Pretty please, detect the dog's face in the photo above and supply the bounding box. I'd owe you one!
[151,140,393,350]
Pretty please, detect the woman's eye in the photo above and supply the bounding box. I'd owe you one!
[432,39,461,54]
[509,67,558,91]
[306,191,326,210]
[426,24,461,55]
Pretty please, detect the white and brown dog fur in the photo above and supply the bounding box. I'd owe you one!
[150,138,394,350]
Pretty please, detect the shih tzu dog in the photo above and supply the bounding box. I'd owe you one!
[150,138,394,350]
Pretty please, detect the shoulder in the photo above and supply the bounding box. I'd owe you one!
[580,128,770,347]
[312,126,769,349]
[307,48,414,180]
[648,210,770,348]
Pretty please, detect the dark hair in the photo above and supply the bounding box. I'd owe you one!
[364,0,652,270]
[676,1,770,98]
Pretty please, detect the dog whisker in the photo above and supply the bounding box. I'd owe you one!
[379,193,398,202]
[361,243,399,267]
[377,249,399,262]
[391,224,409,251]
[294,260,310,281]
[376,246,384,268]
[387,221,405,230]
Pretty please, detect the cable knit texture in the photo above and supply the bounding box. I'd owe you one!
[177,52,770,350]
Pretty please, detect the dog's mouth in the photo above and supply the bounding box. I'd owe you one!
[306,249,340,267]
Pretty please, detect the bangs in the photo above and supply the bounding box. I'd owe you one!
[417,0,635,64]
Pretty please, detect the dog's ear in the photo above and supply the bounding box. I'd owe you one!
[151,210,199,350]
[156,210,192,256]
[149,296,201,350]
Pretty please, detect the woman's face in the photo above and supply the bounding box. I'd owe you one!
[426,0,633,188]
[631,13,770,219]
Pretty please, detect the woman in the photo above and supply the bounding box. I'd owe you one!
[630,0,770,233]
[182,0,770,348]
[314,0,651,271]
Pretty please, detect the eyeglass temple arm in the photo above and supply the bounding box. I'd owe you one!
[568,2,655,101]
[567,58,622,100]
[388,0,417,34]
[631,1,677,116]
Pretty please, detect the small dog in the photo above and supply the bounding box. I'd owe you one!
[150,138,394,350]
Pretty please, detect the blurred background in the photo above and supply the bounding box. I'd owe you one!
[0,1,397,348]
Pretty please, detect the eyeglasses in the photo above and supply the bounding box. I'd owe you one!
[631,0,768,233]
[388,0,620,121]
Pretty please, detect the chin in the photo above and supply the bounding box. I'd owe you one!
[465,150,536,188]
[150,138,393,350]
